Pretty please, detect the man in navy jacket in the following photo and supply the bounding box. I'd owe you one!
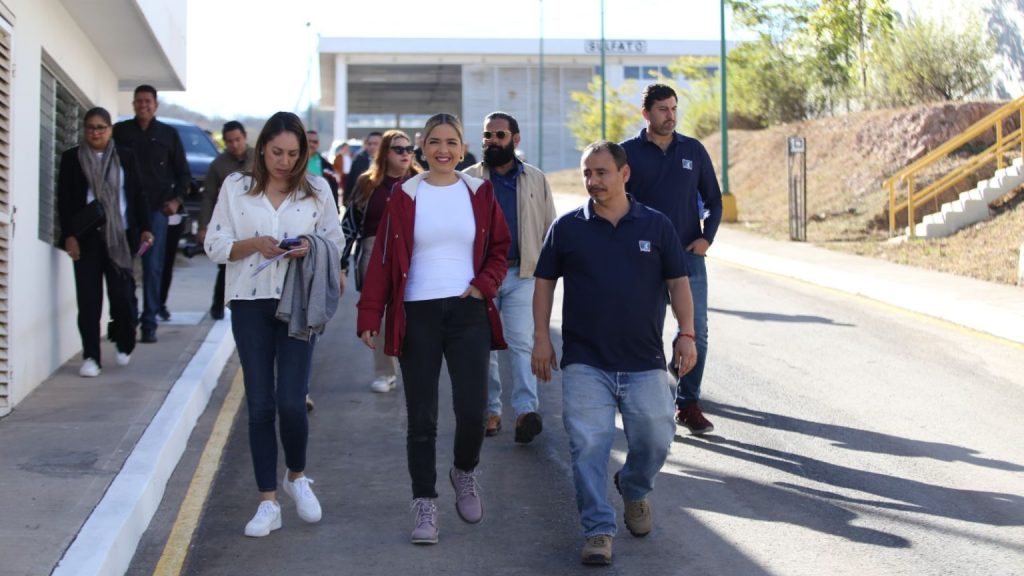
[621,83,722,435]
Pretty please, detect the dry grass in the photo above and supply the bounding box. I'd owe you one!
[546,103,1023,286]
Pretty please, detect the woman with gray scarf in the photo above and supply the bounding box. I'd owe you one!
[58,107,153,377]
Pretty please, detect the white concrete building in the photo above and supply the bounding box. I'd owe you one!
[0,0,186,416]
[318,37,722,170]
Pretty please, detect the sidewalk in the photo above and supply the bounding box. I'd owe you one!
[711,225,1024,345]
[2,203,1021,576]
[0,253,234,576]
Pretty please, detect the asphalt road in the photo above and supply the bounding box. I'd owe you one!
[124,244,1024,576]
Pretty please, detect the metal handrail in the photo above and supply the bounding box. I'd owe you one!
[887,96,1024,236]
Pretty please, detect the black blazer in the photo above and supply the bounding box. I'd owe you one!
[57,145,152,253]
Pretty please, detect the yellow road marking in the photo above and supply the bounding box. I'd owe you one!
[153,369,244,576]
[716,258,1024,351]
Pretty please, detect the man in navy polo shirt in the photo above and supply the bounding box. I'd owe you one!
[532,141,697,566]
[621,83,723,435]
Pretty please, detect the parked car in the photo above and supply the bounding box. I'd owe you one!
[162,117,219,244]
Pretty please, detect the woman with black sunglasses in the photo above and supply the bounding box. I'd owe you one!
[341,130,422,393]
[57,107,153,378]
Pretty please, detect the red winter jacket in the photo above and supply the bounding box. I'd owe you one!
[356,171,511,356]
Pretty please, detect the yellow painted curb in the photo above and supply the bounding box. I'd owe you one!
[153,369,244,576]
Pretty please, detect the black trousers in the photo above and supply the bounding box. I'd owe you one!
[399,296,492,499]
[73,236,137,365]
[159,221,185,308]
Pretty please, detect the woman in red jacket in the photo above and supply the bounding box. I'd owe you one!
[357,113,510,545]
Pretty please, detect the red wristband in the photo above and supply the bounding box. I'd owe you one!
[678,332,696,342]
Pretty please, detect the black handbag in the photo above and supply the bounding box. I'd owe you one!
[69,200,106,237]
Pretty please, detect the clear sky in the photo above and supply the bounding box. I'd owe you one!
[160,0,734,118]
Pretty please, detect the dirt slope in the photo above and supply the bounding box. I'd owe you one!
[549,102,1023,285]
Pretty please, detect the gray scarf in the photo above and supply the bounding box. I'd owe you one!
[78,139,132,270]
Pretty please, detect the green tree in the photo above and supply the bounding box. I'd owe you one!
[868,16,994,106]
[567,77,641,149]
[804,0,894,111]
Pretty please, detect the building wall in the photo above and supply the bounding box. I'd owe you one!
[3,0,121,408]
[462,64,594,170]
[1,0,184,411]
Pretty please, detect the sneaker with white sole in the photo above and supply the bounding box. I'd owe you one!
[244,500,281,537]
[370,375,397,393]
[79,358,101,378]
[410,498,439,544]
[115,352,131,366]
[281,473,322,523]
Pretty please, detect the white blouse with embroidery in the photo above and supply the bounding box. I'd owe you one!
[205,172,343,302]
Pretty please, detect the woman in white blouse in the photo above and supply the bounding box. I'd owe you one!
[205,111,344,538]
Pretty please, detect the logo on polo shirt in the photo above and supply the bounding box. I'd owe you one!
[639,240,651,252]
[681,159,693,170]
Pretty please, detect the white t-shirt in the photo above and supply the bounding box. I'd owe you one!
[404,180,475,302]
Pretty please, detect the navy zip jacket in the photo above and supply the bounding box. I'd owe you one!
[621,128,722,246]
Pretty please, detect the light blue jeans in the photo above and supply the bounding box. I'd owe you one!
[676,252,708,406]
[487,267,538,417]
[561,363,675,537]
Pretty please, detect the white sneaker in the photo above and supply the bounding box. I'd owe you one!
[79,359,101,378]
[244,500,281,537]
[371,375,397,393]
[282,473,322,523]
[115,352,131,366]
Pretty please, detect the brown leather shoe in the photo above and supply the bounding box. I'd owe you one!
[485,414,502,436]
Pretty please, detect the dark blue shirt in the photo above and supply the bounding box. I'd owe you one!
[490,161,523,262]
[620,129,722,246]
[534,196,688,372]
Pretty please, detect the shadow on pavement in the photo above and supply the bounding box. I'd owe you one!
[705,402,1024,472]
[709,307,856,327]
[676,434,1024,529]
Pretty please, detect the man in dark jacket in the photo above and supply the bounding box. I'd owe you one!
[112,84,191,343]
[345,131,382,200]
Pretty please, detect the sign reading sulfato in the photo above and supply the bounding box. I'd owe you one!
[585,40,648,54]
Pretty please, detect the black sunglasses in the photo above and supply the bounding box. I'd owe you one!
[390,145,415,155]
[482,130,514,140]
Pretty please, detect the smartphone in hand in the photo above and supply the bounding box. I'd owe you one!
[278,237,302,250]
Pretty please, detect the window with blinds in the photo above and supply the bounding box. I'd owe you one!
[38,65,84,246]
[0,23,12,415]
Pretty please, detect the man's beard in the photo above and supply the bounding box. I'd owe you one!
[484,141,516,167]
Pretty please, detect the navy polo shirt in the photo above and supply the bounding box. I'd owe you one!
[620,129,723,246]
[490,161,523,262]
[534,196,688,372]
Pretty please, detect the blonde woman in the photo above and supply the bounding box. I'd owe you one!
[357,114,510,544]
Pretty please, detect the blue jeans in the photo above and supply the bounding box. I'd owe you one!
[140,210,168,331]
[487,267,538,417]
[232,299,316,493]
[675,252,708,407]
[561,364,675,537]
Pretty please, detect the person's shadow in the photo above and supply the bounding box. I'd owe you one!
[709,307,855,327]
[705,402,1024,472]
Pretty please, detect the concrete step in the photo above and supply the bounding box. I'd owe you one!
[906,160,1021,239]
